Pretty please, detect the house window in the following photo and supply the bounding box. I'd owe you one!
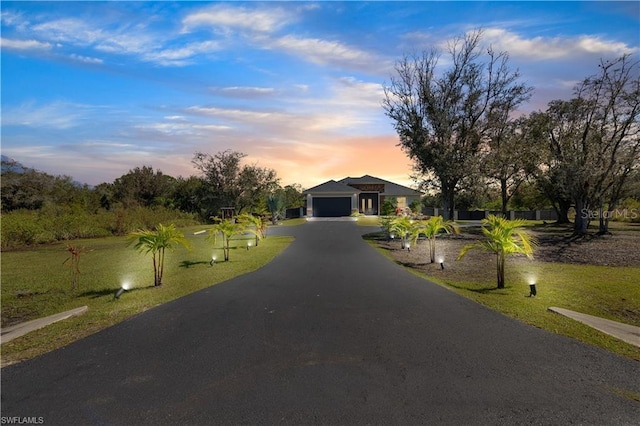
[397,197,407,208]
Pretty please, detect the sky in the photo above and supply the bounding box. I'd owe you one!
[1,1,638,189]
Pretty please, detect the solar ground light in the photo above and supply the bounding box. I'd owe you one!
[114,281,131,299]
[438,257,445,270]
[528,280,537,297]
[210,255,216,266]
[247,241,252,250]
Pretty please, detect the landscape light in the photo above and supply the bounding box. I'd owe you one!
[114,281,131,300]
[210,255,216,266]
[406,243,411,252]
[529,281,537,297]
[438,257,445,270]
[247,241,252,250]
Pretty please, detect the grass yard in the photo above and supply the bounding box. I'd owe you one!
[356,216,383,227]
[367,222,640,362]
[275,218,307,226]
[425,261,640,361]
[1,225,293,366]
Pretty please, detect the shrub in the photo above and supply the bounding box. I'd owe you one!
[381,197,397,216]
[1,206,201,249]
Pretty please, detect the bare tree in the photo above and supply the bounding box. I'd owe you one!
[383,29,532,220]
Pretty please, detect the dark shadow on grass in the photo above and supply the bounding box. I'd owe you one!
[78,285,156,299]
[446,281,508,295]
[362,232,387,241]
[395,260,430,268]
[179,260,210,268]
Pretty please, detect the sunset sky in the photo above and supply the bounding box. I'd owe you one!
[2,1,638,189]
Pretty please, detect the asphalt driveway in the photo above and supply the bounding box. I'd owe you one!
[2,221,639,425]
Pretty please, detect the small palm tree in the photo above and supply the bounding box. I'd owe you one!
[378,216,394,235]
[127,223,191,287]
[237,213,266,246]
[208,219,246,261]
[390,216,417,249]
[458,215,537,289]
[420,216,458,263]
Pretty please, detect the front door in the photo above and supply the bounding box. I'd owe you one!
[359,193,378,215]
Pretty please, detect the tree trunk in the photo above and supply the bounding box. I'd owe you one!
[551,198,571,224]
[496,252,505,289]
[500,178,508,218]
[573,197,590,234]
[598,201,617,235]
[429,238,436,263]
[442,188,455,221]
[224,238,230,261]
[157,248,164,286]
[153,255,161,286]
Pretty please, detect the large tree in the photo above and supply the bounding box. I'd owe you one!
[383,29,532,220]
[534,55,640,234]
[111,165,175,208]
[1,159,96,212]
[237,165,280,214]
[482,114,538,217]
[192,150,279,218]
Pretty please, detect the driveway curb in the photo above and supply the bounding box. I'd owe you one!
[549,307,640,348]
[1,306,88,345]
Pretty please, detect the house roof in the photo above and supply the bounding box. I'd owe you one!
[337,175,422,196]
[303,180,361,194]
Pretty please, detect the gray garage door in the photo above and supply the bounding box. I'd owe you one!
[312,197,351,217]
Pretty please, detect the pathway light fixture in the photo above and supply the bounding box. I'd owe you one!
[115,281,131,300]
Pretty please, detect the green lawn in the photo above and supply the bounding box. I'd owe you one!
[356,216,383,227]
[273,217,307,227]
[1,225,293,365]
[371,244,640,361]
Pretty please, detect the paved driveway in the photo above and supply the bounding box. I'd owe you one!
[2,221,639,425]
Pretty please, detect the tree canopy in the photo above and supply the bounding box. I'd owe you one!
[530,55,640,234]
[383,29,533,220]
[192,150,280,219]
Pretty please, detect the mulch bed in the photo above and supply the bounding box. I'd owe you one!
[373,226,640,286]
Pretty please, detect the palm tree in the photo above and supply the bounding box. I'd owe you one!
[390,216,417,249]
[208,219,246,261]
[127,223,191,286]
[419,216,458,263]
[237,213,266,246]
[458,215,537,289]
[266,192,285,224]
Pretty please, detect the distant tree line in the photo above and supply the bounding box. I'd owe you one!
[1,151,304,248]
[384,29,640,235]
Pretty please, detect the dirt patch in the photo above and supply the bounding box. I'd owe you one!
[371,226,640,286]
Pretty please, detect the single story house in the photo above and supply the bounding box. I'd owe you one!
[303,175,422,217]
